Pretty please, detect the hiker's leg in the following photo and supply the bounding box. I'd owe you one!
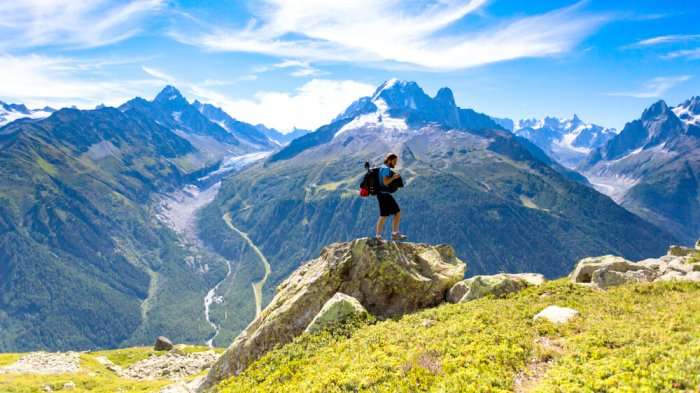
[376,216,387,237]
[392,211,401,234]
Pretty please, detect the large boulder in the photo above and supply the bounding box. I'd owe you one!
[447,273,544,303]
[570,256,643,283]
[200,238,465,390]
[154,336,174,351]
[591,268,657,289]
[570,255,656,288]
[305,292,368,333]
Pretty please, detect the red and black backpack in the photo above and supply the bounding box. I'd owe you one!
[359,162,380,197]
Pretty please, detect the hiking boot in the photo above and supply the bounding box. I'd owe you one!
[392,233,407,241]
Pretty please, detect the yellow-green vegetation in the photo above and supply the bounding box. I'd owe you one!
[0,354,21,367]
[36,157,57,176]
[218,280,700,393]
[0,345,223,393]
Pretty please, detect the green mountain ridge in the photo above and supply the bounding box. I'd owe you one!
[0,103,238,351]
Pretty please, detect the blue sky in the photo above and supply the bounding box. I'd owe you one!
[0,0,698,132]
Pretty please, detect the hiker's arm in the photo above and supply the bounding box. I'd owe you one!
[383,173,400,186]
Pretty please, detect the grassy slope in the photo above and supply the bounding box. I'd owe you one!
[218,280,700,393]
[2,281,698,392]
[0,346,224,393]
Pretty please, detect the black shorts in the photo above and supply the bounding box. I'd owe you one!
[377,193,400,217]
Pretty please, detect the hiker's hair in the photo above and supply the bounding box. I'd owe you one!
[384,153,398,165]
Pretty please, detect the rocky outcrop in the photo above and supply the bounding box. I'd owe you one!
[200,238,465,390]
[122,351,218,380]
[447,273,545,303]
[534,305,579,324]
[571,243,700,288]
[305,293,369,333]
[570,256,649,285]
[0,352,80,374]
[591,268,656,289]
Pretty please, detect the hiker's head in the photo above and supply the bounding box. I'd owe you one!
[384,153,398,168]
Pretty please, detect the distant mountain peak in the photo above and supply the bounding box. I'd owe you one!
[270,80,501,162]
[371,78,404,97]
[154,85,186,104]
[512,114,616,168]
[0,100,55,126]
[334,79,474,137]
[642,100,670,121]
[434,87,456,107]
[673,96,700,127]
[371,79,430,112]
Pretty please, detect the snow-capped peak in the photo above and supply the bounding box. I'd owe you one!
[512,114,617,168]
[0,101,55,127]
[334,79,441,138]
[371,78,402,99]
[672,96,700,126]
[334,96,408,138]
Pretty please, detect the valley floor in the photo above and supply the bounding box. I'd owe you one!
[2,280,698,392]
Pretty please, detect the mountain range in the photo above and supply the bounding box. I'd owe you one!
[497,115,617,169]
[0,79,691,352]
[0,86,285,351]
[580,97,700,244]
[198,79,674,339]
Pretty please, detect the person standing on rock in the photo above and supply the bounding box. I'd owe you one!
[375,153,407,241]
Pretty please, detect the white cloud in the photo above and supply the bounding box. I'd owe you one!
[142,66,177,83]
[0,54,161,108]
[663,48,700,60]
[631,34,700,47]
[170,0,608,70]
[273,60,321,77]
[189,79,375,132]
[139,66,370,131]
[0,0,163,49]
[606,75,692,98]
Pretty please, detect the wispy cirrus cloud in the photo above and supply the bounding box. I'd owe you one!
[273,60,321,77]
[606,75,692,98]
[663,48,700,60]
[0,0,164,49]
[169,0,609,71]
[629,34,700,47]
